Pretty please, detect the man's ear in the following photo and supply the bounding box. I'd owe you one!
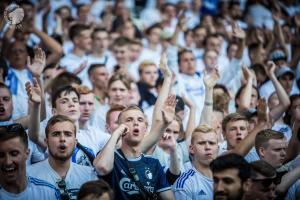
[52,107,57,115]
[189,144,194,155]
[258,147,265,158]
[25,148,30,160]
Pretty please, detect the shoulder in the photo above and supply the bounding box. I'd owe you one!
[175,168,196,189]
[27,159,47,173]
[28,177,60,199]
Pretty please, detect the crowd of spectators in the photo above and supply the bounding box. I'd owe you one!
[0,0,300,199]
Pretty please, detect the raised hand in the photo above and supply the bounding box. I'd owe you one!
[159,52,172,78]
[113,124,129,140]
[177,10,187,31]
[264,61,276,78]
[161,132,177,152]
[257,98,271,127]
[25,78,42,104]
[203,68,220,89]
[162,94,177,125]
[242,65,255,82]
[27,47,46,77]
[232,22,246,40]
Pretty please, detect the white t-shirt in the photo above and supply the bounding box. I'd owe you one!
[60,53,90,87]
[173,166,213,200]
[77,125,110,155]
[0,176,60,200]
[27,159,98,200]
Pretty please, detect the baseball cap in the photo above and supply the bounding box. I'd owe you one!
[269,49,287,62]
[276,66,295,79]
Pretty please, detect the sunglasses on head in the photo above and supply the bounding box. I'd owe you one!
[57,179,70,200]
[252,176,281,188]
[0,124,25,134]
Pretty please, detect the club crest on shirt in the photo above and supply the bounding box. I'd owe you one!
[145,168,153,180]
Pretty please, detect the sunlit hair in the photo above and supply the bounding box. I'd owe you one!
[138,61,157,75]
[117,105,148,126]
[76,85,92,95]
[191,125,218,144]
[222,112,249,133]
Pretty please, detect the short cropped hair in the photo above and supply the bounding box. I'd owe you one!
[222,113,248,133]
[77,180,114,200]
[138,61,157,75]
[210,153,251,182]
[191,125,217,144]
[112,36,131,47]
[0,124,28,148]
[117,105,146,125]
[69,23,90,41]
[45,115,76,137]
[88,63,106,76]
[255,129,285,155]
[250,160,277,179]
[76,85,92,95]
[51,85,80,108]
[178,49,194,65]
[106,105,126,124]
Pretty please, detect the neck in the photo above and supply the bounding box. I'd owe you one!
[1,175,27,194]
[121,143,141,158]
[92,50,104,57]
[48,156,71,178]
[79,120,87,129]
[148,43,157,51]
[93,88,106,103]
[193,160,212,178]
[72,47,86,57]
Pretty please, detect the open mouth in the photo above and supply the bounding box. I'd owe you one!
[0,107,5,115]
[133,128,140,135]
[59,144,67,151]
[1,166,16,175]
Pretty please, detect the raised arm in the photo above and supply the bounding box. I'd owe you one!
[141,53,174,153]
[26,77,46,149]
[232,23,246,59]
[27,25,63,65]
[182,95,196,146]
[265,61,290,122]
[199,68,220,126]
[171,12,186,46]
[26,48,47,149]
[94,124,128,175]
[272,10,288,56]
[276,165,300,195]
[238,66,255,112]
[231,98,269,156]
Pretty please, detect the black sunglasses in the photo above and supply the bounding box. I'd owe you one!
[0,124,25,134]
[252,176,281,188]
[57,179,70,200]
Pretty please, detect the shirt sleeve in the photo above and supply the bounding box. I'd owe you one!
[155,160,172,193]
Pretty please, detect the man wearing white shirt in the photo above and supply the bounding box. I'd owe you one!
[173,125,219,199]
[176,49,205,119]
[28,115,98,200]
[60,24,92,87]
